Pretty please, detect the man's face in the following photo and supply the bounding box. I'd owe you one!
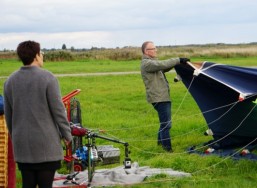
[145,43,157,58]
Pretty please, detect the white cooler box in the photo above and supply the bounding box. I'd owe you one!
[97,145,120,165]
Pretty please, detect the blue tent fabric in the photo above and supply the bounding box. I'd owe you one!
[174,62,257,148]
[187,146,257,161]
[0,95,4,115]
[198,62,257,96]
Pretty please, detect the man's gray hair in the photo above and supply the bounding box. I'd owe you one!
[141,41,153,54]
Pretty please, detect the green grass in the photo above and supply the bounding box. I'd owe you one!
[1,57,257,187]
[0,59,140,76]
[1,56,257,77]
[193,56,257,67]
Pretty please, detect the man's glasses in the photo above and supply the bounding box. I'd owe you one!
[146,48,156,51]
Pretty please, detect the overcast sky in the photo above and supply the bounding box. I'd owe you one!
[1,0,257,50]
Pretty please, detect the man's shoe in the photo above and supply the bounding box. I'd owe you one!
[163,146,173,152]
[165,148,173,153]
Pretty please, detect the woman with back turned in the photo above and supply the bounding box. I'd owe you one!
[3,40,72,188]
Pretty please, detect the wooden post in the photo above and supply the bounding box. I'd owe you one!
[0,115,16,188]
[8,135,16,188]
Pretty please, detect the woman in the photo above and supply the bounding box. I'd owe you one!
[4,40,72,188]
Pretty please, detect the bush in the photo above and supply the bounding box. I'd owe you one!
[1,43,257,62]
[44,51,74,62]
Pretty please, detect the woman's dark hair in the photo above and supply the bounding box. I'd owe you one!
[17,40,40,65]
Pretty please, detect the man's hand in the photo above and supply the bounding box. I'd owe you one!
[179,58,190,64]
[63,139,71,146]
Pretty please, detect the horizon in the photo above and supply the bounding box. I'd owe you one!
[1,41,257,52]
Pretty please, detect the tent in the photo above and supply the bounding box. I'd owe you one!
[174,62,257,149]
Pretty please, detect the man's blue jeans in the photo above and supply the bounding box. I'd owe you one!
[152,102,172,151]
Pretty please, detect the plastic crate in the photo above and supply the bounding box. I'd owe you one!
[97,145,120,165]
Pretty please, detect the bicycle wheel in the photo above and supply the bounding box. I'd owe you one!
[87,146,93,184]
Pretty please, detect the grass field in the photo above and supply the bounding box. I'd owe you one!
[1,57,257,187]
[1,56,257,77]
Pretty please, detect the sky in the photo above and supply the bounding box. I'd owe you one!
[1,0,257,50]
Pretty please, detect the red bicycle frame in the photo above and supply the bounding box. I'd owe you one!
[62,89,81,122]
[62,89,81,165]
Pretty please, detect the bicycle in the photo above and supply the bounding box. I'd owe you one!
[61,89,132,187]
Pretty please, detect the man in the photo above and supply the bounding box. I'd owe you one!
[140,41,189,152]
